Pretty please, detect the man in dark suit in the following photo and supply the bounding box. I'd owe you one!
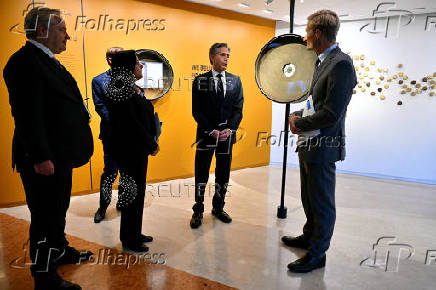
[282,10,357,273]
[3,7,94,289]
[190,43,244,229]
[92,47,124,223]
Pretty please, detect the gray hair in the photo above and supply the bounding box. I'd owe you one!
[106,47,124,59]
[209,43,230,65]
[307,10,340,42]
[24,7,62,39]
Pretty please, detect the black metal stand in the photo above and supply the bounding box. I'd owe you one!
[277,0,296,219]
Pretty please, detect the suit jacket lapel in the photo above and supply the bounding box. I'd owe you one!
[204,71,216,102]
[310,47,340,94]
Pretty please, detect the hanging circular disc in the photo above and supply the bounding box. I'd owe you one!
[135,49,174,100]
[255,34,317,103]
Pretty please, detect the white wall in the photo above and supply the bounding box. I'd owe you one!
[270,16,436,184]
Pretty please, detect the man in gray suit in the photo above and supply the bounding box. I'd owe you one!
[282,10,357,273]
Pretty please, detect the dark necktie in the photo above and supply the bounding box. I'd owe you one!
[309,58,321,94]
[314,58,321,73]
[216,73,225,100]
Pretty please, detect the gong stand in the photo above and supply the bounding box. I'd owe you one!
[277,0,296,219]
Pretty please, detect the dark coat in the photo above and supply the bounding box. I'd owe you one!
[3,41,93,169]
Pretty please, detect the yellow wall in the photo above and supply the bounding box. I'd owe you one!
[0,0,274,206]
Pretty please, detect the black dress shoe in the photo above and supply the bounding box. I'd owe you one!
[190,212,203,229]
[211,209,232,223]
[122,243,149,253]
[56,246,93,265]
[140,234,153,243]
[287,253,326,273]
[94,208,106,223]
[281,235,311,250]
[34,271,81,290]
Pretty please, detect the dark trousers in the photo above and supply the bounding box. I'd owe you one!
[299,155,336,258]
[98,139,120,210]
[193,139,233,213]
[18,161,73,273]
[119,156,148,245]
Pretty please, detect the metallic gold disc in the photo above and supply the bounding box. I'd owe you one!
[255,34,317,103]
[384,84,389,89]
[370,61,375,65]
[376,80,381,85]
[360,54,365,60]
[379,76,384,80]
[393,75,398,79]
[380,95,386,100]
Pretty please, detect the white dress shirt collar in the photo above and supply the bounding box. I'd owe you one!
[211,69,227,96]
[318,43,338,64]
[211,69,226,78]
[28,39,56,59]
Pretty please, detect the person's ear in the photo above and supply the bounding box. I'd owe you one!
[36,24,48,38]
[314,28,322,39]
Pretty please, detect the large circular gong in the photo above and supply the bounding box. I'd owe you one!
[255,34,317,103]
[135,49,174,100]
